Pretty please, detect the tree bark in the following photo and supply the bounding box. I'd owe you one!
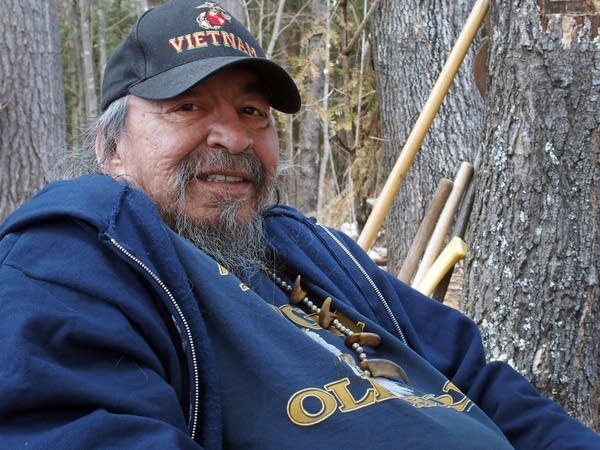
[57,0,84,146]
[97,0,107,88]
[371,0,484,274]
[0,0,66,221]
[134,0,149,17]
[464,0,599,430]
[219,0,248,27]
[316,0,333,213]
[293,0,327,214]
[79,0,98,119]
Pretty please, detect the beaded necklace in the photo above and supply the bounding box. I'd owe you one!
[269,271,409,384]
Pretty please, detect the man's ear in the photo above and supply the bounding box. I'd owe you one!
[95,132,124,175]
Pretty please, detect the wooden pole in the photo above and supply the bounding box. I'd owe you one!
[431,178,476,301]
[412,162,473,287]
[398,178,453,283]
[357,0,489,250]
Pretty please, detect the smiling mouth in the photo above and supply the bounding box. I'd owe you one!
[203,174,246,183]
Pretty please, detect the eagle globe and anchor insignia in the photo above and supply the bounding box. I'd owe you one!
[167,2,257,56]
[196,2,231,30]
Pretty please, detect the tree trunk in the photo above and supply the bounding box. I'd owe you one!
[97,0,107,88]
[316,0,333,213]
[79,0,98,120]
[134,0,149,17]
[219,0,248,27]
[0,0,66,221]
[293,0,327,214]
[464,0,599,430]
[58,0,83,146]
[371,0,484,274]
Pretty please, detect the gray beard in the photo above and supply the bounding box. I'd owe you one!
[163,200,270,283]
[158,149,274,282]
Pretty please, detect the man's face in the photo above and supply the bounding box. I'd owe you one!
[106,66,280,226]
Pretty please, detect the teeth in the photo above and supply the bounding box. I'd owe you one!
[205,174,244,183]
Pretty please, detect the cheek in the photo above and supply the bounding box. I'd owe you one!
[114,135,181,201]
[257,130,280,175]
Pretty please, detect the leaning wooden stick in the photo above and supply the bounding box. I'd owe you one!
[357,0,489,251]
[411,162,474,287]
[398,178,453,284]
[414,236,468,297]
[432,177,476,301]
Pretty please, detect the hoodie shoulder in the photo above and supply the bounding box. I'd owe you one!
[0,174,155,237]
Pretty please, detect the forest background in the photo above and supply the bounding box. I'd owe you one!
[0,0,598,430]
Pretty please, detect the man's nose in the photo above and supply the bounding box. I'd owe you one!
[205,108,253,154]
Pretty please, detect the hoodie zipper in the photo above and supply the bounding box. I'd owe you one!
[109,238,200,441]
[315,223,409,347]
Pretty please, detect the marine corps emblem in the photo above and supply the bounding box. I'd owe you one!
[196,2,231,30]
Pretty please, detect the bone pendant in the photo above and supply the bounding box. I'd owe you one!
[318,297,337,328]
[345,332,382,349]
[289,275,307,304]
[359,358,409,384]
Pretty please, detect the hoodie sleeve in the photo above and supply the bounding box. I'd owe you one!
[329,228,600,449]
[0,223,204,449]
[396,279,600,448]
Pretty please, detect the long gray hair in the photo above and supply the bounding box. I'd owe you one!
[66,96,129,177]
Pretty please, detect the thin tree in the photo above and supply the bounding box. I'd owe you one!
[337,0,383,228]
[293,0,327,214]
[316,0,333,213]
[79,0,98,120]
[97,0,108,88]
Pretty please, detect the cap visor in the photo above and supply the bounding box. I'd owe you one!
[129,56,301,113]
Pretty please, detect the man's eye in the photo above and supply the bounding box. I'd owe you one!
[242,106,264,116]
[179,103,199,111]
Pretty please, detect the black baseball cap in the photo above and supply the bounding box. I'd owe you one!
[101,0,301,113]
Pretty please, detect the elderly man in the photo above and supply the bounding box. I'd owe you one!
[0,1,598,448]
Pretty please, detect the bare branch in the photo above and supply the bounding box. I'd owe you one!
[266,0,286,58]
[341,0,381,56]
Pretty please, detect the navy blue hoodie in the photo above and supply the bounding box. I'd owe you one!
[0,175,597,448]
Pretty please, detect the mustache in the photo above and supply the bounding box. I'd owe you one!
[175,148,267,191]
